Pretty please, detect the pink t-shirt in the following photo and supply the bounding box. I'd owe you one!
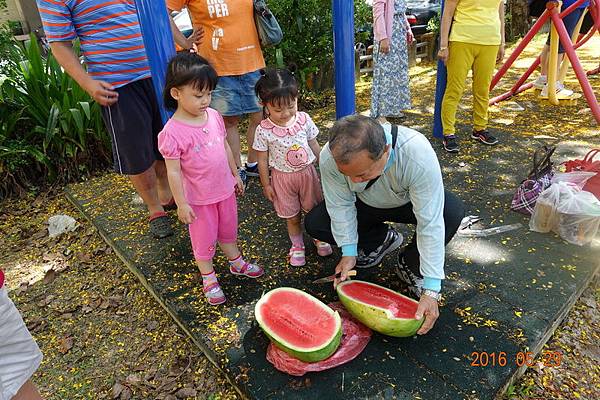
[158,108,235,206]
[252,112,319,173]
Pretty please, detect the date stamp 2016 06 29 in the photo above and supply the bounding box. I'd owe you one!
[469,351,563,367]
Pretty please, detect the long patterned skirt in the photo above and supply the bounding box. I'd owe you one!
[370,14,411,118]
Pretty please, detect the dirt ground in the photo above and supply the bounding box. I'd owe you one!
[1,34,599,399]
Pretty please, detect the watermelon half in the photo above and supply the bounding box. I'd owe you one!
[337,280,424,337]
[255,288,342,362]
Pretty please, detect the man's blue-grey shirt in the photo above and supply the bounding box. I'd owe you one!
[320,124,445,291]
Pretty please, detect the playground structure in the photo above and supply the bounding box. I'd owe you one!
[490,0,600,125]
[433,0,600,138]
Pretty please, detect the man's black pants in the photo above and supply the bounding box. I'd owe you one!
[304,190,465,275]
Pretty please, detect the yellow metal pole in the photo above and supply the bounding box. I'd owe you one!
[559,9,587,82]
[547,2,561,105]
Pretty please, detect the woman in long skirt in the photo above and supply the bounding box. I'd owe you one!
[371,0,413,123]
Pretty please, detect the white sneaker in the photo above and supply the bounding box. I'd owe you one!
[533,75,547,89]
[540,81,574,99]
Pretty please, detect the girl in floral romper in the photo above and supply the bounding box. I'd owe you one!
[252,68,333,266]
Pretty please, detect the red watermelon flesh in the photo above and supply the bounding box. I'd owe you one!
[339,281,418,318]
[255,288,342,362]
[337,280,424,337]
[257,290,338,348]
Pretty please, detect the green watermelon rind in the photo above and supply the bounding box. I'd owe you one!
[337,280,424,337]
[255,287,342,363]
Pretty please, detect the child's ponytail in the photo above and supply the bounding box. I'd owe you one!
[254,67,299,108]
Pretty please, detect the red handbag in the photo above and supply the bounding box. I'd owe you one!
[563,149,600,199]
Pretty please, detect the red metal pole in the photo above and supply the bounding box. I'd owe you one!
[490,0,600,105]
[559,0,586,19]
[489,57,541,105]
[490,83,535,105]
[550,10,600,124]
[490,11,551,90]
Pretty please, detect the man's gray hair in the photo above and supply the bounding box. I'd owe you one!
[329,115,386,164]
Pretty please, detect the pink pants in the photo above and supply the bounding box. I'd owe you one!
[189,193,238,261]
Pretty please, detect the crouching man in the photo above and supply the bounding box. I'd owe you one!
[305,115,465,334]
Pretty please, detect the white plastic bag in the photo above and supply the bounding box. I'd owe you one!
[47,214,78,238]
[529,182,575,233]
[554,188,600,246]
[551,171,596,188]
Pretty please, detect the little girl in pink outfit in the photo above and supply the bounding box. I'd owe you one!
[158,53,263,305]
[253,67,333,266]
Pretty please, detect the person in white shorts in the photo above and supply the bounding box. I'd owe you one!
[0,270,43,400]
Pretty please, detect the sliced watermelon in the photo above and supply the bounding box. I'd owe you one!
[255,288,342,362]
[337,280,424,337]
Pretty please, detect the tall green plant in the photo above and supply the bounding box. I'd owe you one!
[263,0,373,90]
[0,24,22,77]
[0,33,109,196]
[24,38,105,156]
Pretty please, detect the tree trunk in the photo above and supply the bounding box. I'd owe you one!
[506,0,531,41]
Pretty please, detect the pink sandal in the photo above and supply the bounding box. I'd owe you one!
[314,240,333,257]
[289,246,306,267]
[203,282,226,305]
[230,261,264,278]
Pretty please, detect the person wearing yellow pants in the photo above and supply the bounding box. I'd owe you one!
[438,0,505,153]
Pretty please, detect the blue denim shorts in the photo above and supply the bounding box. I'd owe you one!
[210,70,262,116]
[545,7,584,53]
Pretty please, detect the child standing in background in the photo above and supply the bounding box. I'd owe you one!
[253,68,333,267]
[158,53,264,305]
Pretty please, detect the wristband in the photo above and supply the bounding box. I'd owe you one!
[421,289,442,301]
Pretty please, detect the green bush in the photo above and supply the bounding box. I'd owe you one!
[0,32,110,197]
[263,0,372,90]
[427,10,441,36]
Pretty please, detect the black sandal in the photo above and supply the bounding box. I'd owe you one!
[149,212,173,239]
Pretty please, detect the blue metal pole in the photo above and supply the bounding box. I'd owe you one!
[332,0,356,119]
[134,0,176,124]
[432,0,446,139]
